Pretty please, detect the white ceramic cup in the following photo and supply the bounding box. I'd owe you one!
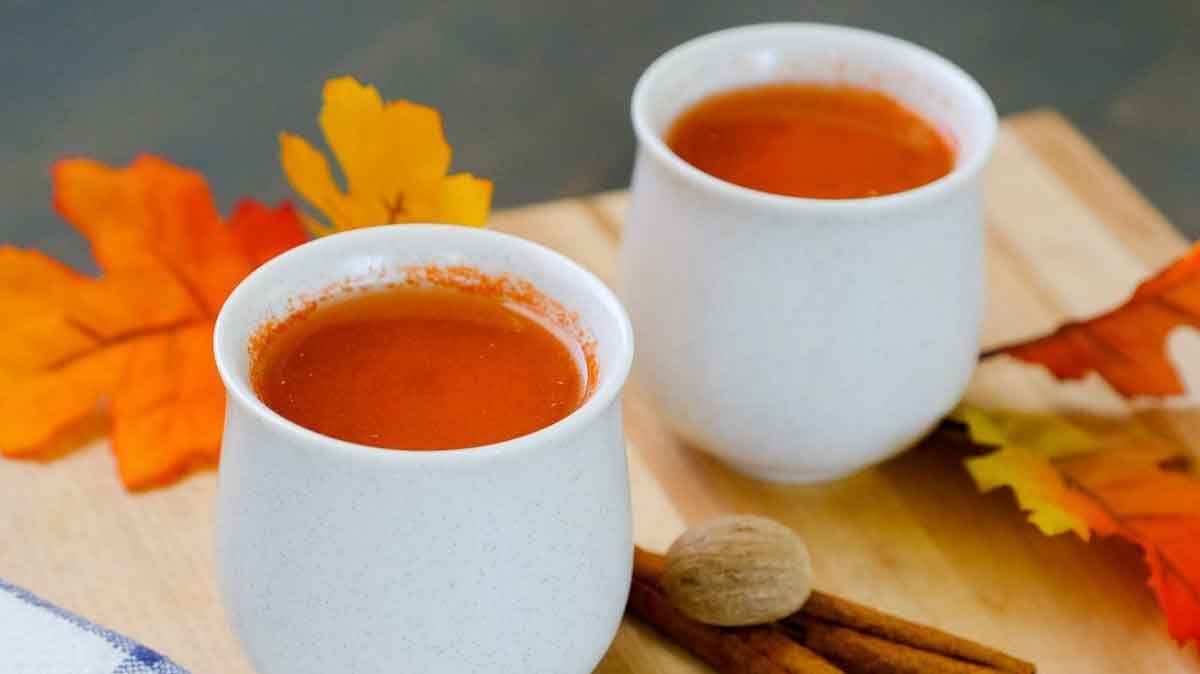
[620,23,997,483]
[213,225,634,674]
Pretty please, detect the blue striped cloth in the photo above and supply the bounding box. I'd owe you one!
[0,578,188,674]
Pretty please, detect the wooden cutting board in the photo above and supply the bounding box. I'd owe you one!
[2,110,1197,673]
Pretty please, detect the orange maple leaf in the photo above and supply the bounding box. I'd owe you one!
[953,405,1200,644]
[0,155,306,489]
[986,243,1200,396]
[1070,454,1200,644]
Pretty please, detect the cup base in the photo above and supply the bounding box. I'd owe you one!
[720,458,862,485]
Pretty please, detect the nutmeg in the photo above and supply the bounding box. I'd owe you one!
[662,515,812,627]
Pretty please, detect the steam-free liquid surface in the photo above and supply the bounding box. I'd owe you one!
[252,287,584,450]
[666,83,955,199]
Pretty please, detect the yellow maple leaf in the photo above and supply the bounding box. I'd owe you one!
[279,76,493,235]
[952,405,1097,537]
[950,403,1200,643]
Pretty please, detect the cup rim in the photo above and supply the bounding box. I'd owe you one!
[630,22,999,212]
[213,224,634,465]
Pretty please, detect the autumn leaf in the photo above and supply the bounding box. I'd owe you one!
[951,404,1200,644]
[0,155,306,490]
[279,76,493,235]
[985,243,1200,396]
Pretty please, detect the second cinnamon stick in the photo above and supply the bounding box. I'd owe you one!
[786,615,1004,674]
[793,592,1035,674]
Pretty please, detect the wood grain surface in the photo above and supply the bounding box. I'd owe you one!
[2,110,1197,673]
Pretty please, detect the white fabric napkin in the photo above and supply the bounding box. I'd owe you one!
[0,578,188,674]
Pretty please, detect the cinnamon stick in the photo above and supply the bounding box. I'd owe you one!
[793,592,1035,674]
[785,616,1002,674]
[633,544,666,581]
[736,627,847,674]
[627,576,844,674]
[633,546,1035,674]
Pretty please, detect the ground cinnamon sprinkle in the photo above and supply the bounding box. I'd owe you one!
[399,264,599,397]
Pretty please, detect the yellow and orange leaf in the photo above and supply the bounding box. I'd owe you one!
[988,243,1200,396]
[0,155,306,489]
[279,76,492,234]
[952,404,1200,644]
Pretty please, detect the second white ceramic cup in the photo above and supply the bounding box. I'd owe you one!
[213,225,634,674]
[620,23,997,482]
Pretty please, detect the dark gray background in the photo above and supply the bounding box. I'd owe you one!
[6,1,1199,269]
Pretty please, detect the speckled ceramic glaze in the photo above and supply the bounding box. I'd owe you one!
[621,24,997,483]
[213,225,634,674]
